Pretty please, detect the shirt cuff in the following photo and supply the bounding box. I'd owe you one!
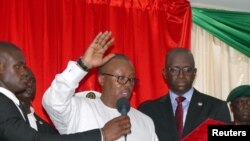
[61,61,88,85]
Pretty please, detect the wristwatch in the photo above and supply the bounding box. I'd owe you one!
[77,58,90,72]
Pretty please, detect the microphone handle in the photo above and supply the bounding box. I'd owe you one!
[125,134,127,141]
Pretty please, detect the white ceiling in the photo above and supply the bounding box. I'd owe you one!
[189,0,250,12]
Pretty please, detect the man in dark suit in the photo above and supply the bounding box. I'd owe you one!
[138,48,231,141]
[16,67,58,133]
[0,41,131,141]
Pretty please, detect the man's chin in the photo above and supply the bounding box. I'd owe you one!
[15,88,26,94]
[173,88,189,95]
[16,96,32,102]
[119,95,130,100]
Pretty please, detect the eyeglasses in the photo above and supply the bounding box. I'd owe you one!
[167,66,195,75]
[101,73,139,85]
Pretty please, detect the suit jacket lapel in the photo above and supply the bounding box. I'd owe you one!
[34,114,44,132]
[183,89,204,137]
[0,93,27,122]
[161,94,179,140]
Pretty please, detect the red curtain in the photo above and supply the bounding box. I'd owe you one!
[0,0,191,122]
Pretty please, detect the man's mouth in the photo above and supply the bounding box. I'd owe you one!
[120,90,131,98]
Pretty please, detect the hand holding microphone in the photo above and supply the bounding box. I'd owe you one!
[101,115,131,141]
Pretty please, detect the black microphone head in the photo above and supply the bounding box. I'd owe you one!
[116,97,130,115]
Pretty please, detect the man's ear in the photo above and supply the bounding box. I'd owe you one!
[0,62,4,81]
[0,61,4,74]
[193,68,197,76]
[98,75,105,86]
[162,68,167,80]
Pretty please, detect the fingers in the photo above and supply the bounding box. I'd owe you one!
[116,115,131,134]
[102,115,131,141]
[80,31,114,69]
[102,54,116,64]
[117,115,130,127]
[99,31,112,46]
[93,32,103,44]
[93,31,113,49]
[103,37,114,51]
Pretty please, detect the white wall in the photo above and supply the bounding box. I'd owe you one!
[190,0,250,12]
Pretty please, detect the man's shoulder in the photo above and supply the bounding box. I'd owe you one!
[0,93,8,101]
[194,89,227,104]
[72,91,102,108]
[74,90,101,99]
[139,95,166,106]
[0,93,16,107]
[137,95,167,111]
[130,107,155,122]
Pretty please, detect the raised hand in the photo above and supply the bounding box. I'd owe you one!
[79,31,115,70]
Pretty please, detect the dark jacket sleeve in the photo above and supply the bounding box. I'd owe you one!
[212,100,231,123]
[0,94,101,141]
[34,113,58,134]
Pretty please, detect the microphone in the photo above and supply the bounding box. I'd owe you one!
[116,97,130,115]
[116,97,130,141]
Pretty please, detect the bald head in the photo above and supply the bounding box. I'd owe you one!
[0,42,21,53]
[0,42,22,62]
[98,54,133,74]
[165,48,195,67]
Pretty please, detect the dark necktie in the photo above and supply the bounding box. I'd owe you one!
[175,96,186,139]
[18,103,30,125]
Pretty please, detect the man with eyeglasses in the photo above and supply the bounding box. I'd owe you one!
[42,31,159,141]
[138,48,231,141]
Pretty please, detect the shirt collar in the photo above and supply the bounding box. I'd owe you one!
[169,88,194,104]
[0,87,20,106]
[30,106,35,114]
[27,106,36,119]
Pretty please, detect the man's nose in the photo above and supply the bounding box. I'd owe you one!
[125,79,135,86]
[21,67,29,77]
[177,70,185,78]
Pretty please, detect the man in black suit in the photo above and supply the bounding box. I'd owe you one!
[16,67,58,133]
[138,48,231,141]
[0,41,131,141]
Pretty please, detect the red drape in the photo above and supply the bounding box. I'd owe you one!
[0,0,191,122]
